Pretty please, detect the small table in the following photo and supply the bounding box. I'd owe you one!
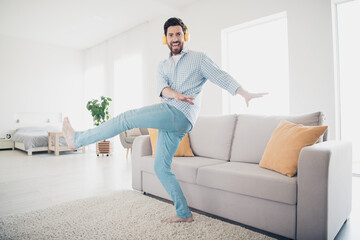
[0,139,14,150]
[48,132,85,155]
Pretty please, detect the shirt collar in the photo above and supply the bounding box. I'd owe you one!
[168,47,189,58]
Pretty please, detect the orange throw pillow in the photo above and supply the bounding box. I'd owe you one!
[259,120,328,177]
[148,128,194,157]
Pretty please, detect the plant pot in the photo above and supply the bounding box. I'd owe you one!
[96,140,111,156]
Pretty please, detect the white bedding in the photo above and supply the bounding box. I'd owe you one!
[12,127,67,150]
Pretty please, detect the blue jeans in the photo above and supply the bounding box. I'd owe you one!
[74,103,193,219]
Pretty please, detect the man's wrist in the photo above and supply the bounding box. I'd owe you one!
[236,86,247,96]
[162,87,178,99]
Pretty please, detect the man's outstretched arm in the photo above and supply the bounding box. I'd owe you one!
[200,54,267,107]
[236,87,268,107]
[161,87,195,105]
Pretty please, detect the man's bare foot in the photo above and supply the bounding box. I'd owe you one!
[161,215,194,223]
[62,117,76,150]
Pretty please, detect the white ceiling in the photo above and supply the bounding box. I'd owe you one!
[0,0,199,50]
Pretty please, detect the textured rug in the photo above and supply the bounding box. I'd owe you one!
[0,190,274,240]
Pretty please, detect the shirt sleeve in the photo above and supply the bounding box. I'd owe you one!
[200,53,241,95]
[156,62,169,97]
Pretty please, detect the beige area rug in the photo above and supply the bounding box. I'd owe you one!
[0,190,275,240]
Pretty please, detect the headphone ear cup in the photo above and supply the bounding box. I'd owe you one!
[162,34,167,45]
[184,32,189,42]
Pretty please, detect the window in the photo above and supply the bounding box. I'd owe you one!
[114,53,143,114]
[84,65,105,101]
[335,0,360,174]
[222,12,289,115]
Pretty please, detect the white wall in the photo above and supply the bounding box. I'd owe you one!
[0,34,84,136]
[110,0,337,138]
[178,0,336,138]
[82,0,335,138]
[13,0,334,140]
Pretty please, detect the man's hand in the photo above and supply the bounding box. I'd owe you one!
[236,87,268,107]
[174,93,195,105]
[161,87,195,105]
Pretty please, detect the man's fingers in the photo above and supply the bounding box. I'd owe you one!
[175,94,195,105]
[179,95,194,100]
[248,92,268,101]
[181,98,194,105]
[181,96,194,100]
[256,92,268,97]
[183,99,194,105]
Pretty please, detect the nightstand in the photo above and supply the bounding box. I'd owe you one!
[0,139,14,150]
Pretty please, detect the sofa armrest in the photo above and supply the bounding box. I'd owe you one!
[131,135,152,191]
[132,135,152,157]
[297,140,352,240]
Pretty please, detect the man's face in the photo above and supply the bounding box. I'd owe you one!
[166,25,185,55]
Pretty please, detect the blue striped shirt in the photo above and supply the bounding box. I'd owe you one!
[157,47,241,127]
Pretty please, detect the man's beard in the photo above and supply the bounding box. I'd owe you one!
[168,41,183,55]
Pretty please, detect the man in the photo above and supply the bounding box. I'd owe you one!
[62,17,266,223]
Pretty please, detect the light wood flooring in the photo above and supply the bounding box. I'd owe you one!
[0,146,359,239]
[0,146,132,217]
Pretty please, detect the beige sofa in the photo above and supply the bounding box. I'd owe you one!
[131,112,352,239]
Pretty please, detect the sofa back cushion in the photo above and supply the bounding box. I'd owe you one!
[230,112,326,163]
[189,115,237,161]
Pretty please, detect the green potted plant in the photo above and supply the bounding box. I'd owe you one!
[86,96,112,156]
[86,96,112,126]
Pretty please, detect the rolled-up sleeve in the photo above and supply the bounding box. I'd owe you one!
[157,63,169,97]
[200,54,241,95]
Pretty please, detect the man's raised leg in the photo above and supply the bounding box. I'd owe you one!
[62,117,75,150]
[62,103,177,149]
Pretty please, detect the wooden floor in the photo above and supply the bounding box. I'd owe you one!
[0,147,359,239]
[0,146,132,217]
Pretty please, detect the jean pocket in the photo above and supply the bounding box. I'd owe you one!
[166,104,192,133]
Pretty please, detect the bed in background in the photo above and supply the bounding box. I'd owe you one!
[11,112,73,155]
[12,126,67,155]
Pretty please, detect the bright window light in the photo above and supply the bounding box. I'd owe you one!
[222,12,289,115]
[114,53,143,114]
[336,0,360,172]
[84,65,105,101]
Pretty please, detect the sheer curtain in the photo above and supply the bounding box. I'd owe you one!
[83,26,146,131]
[114,53,143,113]
[83,44,106,128]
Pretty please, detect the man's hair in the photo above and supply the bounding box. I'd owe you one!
[164,17,187,36]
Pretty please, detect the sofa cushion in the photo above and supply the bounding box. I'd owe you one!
[196,162,297,205]
[148,129,194,157]
[230,112,326,163]
[139,156,226,184]
[259,120,328,177]
[189,115,237,160]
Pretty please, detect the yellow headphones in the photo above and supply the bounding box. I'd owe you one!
[162,25,190,45]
